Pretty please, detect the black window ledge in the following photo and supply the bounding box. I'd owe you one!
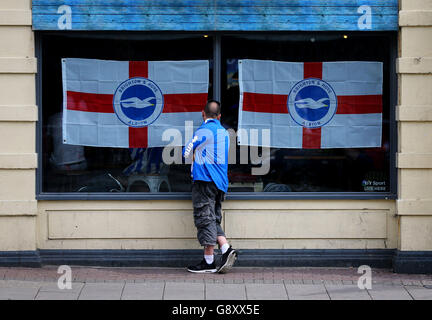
[36,192,397,201]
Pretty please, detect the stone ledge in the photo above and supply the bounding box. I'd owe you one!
[397,153,432,169]
[0,105,38,121]
[397,105,432,121]
[397,57,432,74]
[0,200,37,216]
[0,10,32,26]
[397,199,432,215]
[399,10,432,26]
[0,57,36,74]
[0,153,37,169]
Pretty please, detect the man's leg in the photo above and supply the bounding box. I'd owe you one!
[203,235,229,261]
[203,245,216,265]
[204,245,215,255]
[217,236,228,248]
[188,181,218,273]
[215,190,230,253]
[214,189,237,273]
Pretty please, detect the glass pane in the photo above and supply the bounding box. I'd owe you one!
[41,33,213,193]
[221,33,391,193]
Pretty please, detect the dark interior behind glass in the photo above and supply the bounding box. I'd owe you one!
[40,32,392,194]
[221,34,391,193]
[41,33,213,193]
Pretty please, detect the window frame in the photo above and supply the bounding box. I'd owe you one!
[35,31,398,200]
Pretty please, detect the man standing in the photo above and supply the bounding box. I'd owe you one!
[183,100,237,274]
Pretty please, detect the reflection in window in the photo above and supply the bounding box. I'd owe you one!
[42,34,213,193]
[40,33,393,194]
[221,34,391,193]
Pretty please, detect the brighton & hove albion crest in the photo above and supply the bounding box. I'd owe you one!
[113,77,164,127]
[287,78,337,128]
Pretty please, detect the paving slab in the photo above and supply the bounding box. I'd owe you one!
[245,284,288,300]
[39,281,84,294]
[206,283,246,300]
[78,282,124,300]
[35,291,80,300]
[0,286,40,300]
[422,280,432,286]
[121,282,164,300]
[0,280,42,288]
[285,284,329,300]
[325,284,371,300]
[404,286,432,300]
[1,267,432,300]
[367,285,412,300]
[164,282,204,300]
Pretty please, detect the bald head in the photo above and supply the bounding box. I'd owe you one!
[203,100,221,119]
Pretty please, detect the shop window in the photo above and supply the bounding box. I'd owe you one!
[221,34,392,193]
[40,33,213,193]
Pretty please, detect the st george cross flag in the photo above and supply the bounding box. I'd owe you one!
[238,59,383,149]
[62,58,209,148]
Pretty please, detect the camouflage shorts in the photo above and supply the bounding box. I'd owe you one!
[191,180,226,247]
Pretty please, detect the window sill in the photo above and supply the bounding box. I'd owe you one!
[36,192,397,201]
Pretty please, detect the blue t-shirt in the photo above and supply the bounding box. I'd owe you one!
[183,119,229,193]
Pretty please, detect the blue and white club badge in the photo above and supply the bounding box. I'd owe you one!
[287,78,338,128]
[113,77,164,127]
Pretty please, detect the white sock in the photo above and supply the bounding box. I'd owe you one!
[221,243,230,254]
[204,255,214,264]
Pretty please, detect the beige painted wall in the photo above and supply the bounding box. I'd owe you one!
[0,0,37,251]
[37,200,398,250]
[398,0,432,251]
[1,0,431,254]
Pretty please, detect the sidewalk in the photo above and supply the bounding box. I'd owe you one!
[0,266,431,300]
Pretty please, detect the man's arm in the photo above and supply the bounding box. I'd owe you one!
[183,132,205,163]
